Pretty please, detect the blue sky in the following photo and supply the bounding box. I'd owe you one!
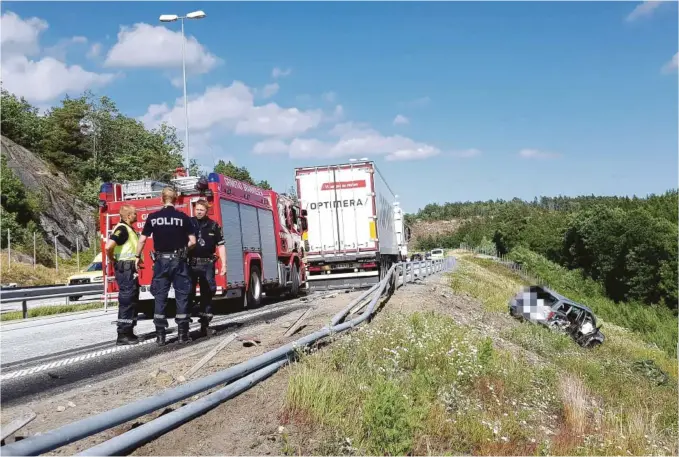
[1,1,677,213]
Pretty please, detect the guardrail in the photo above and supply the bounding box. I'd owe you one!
[0,284,104,318]
[1,257,456,456]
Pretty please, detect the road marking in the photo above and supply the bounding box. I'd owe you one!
[0,301,315,382]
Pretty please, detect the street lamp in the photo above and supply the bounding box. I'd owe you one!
[159,10,207,177]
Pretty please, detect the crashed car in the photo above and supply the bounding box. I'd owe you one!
[410,253,423,261]
[508,285,605,348]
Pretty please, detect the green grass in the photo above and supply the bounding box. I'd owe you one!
[0,302,115,321]
[451,253,678,456]
[284,312,563,456]
[282,252,677,456]
[505,246,678,357]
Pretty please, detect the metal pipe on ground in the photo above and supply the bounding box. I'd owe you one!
[76,359,289,456]
[79,261,400,456]
[2,259,452,456]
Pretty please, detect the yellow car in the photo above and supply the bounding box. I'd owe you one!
[67,253,104,300]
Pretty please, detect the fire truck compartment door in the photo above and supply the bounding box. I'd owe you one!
[220,200,245,285]
[257,208,279,283]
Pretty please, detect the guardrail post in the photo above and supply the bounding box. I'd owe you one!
[22,300,27,319]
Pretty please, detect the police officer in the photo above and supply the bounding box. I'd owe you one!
[188,199,226,337]
[105,204,140,345]
[136,187,197,346]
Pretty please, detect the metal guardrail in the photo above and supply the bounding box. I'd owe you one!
[0,284,103,304]
[1,257,456,456]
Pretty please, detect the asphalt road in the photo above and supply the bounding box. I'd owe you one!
[0,297,315,405]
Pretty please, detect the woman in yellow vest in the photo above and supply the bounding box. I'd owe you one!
[105,204,141,345]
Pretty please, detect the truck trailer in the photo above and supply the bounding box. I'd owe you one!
[294,160,400,290]
[98,170,308,316]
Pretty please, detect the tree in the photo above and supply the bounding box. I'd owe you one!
[257,180,272,190]
[0,88,43,151]
[214,160,255,184]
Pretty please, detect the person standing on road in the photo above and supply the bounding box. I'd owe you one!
[188,199,227,337]
[105,204,141,346]
[135,187,197,346]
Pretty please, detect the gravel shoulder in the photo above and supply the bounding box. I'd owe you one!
[0,290,362,455]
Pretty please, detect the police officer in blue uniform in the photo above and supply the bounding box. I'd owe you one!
[188,199,227,337]
[105,204,141,345]
[136,187,197,346]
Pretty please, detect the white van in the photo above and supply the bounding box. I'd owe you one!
[430,248,444,260]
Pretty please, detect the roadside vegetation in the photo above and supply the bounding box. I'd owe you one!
[0,302,113,321]
[282,253,677,456]
[411,192,678,316]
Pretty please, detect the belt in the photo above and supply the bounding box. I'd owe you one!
[191,257,214,262]
[155,252,181,259]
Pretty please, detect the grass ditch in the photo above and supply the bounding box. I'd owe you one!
[507,246,678,357]
[281,253,677,456]
[0,302,114,321]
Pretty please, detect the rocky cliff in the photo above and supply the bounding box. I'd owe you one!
[1,135,97,258]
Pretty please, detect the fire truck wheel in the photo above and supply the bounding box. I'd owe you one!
[289,263,300,298]
[246,265,262,308]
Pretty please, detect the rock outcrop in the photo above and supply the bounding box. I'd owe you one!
[1,135,97,258]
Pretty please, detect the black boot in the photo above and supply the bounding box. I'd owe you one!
[198,322,215,337]
[156,328,167,346]
[178,325,192,344]
[116,332,139,346]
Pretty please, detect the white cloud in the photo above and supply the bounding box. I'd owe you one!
[272,67,292,79]
[44,36,89,61]
[625,1,663,22]
[661,52,678,73]
[451,148,481,158]
[87,42,102,59]
[252,121,442,161]
[259,83,280,99]
[518,148,561,159]
[322,91,337,103]
[0,11,117,103]
[393,114,409,125]
[0,11,47,57]
[104,23,220,73]
[2,55,118,103]
[140,81,326,139]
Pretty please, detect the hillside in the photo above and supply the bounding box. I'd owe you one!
[407,192,678,315]
[279,252,677,455]
[2,135,97,257]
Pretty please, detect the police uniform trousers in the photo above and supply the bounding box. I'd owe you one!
[150,254,192,329]
[114,260,139,334]
[189,258,217,326]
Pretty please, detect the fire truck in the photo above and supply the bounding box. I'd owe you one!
[98,169,308,316]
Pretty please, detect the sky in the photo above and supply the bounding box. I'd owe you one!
[1,1,677,213]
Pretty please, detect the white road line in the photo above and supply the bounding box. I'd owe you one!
[1,302,308,382]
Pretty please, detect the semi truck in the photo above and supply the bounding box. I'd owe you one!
[98,169,308,316]
[294,160,400,290]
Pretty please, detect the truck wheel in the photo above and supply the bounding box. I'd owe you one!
[245,265,263,308]
[289,263,300,298]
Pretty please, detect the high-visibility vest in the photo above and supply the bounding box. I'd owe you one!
[112,223,139,261]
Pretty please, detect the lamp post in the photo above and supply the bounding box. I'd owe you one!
[159,10,207,177]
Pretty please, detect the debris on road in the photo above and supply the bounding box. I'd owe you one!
[0,410,36,441]
[284,307,313,337]
[177,333,239,383]
[56,406,66,412]
[67,401,76,408]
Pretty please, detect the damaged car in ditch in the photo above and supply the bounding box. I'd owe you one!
[508,285,605,348]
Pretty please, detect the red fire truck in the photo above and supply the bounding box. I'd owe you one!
[98,170,308,316]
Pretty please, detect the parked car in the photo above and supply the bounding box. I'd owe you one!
[424,252,432,260]
[67,253,104,301]
[430,248,445,260]
[508,285,605,348]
